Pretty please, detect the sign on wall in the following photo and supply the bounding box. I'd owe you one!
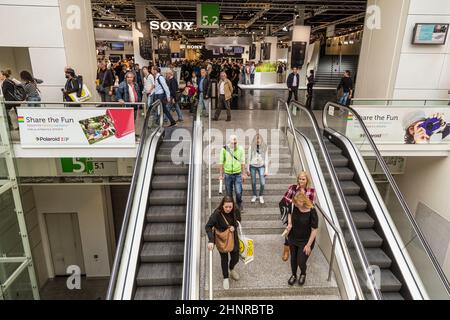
[197,3,220,29]
[344,107,450,145]
[58,158,118,176]
[17,108,135,148]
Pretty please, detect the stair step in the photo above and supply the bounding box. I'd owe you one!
[136,262,183,286]
[147,206,186,223]
[140,241,184,263]
[149,190,187,205]
[382,292,404,300]
[143,222,185,242]
[339,181,360,196]
[339,211,374,229]
[154,163,189,175]
[152,175,188,190]
[365,248,392,268]
[380,269,402,292]
[345,229,383,248]
[241,220,284,235]
[134,285,181,300]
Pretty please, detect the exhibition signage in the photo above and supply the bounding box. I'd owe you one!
[17,108,135,148]
[343,107,450,145]
[197,3,220,29]
[58,158,118,176]
[149,21,195,31]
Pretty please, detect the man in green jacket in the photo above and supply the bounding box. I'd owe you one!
[219,135,246,211]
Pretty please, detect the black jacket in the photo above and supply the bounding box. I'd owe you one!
[97,68,115,88]
[287,73,300,88]
[2,79,20,108]
[205,208,242,244]
[167,77,178,100]
[198,76,212,98]
[337,76,353,93]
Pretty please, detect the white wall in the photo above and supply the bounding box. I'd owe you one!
[33,185,111,278]
[394,0,450,99]
[394,156,450,279]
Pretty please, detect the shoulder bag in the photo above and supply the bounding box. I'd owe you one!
[213,213,235,253]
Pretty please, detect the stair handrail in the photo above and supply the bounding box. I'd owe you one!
[323,102,450,296]
[281,99,382,299]
[106,100,164,300]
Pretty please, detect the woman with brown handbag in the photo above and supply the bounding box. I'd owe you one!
[205,196,242,290]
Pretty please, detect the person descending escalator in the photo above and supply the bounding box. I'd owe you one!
[286,192,319,286]
[279,172,316,262]
[205,196,242,290]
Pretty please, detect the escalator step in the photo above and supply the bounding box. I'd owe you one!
[140,241,184,263]
[345,229,383,248]
[152,175,188,190]
[324,167,354,181]
[339,211,374,229]
[156,153,189,162]
[328,154,349,167]
[365,248,392,268]
[136,262,183,286]
[134,285,181,300]
[382,292,404,300]
[339,181,360,195]
[149,190,187,205]
[345,196,367,211]
[144,222,185,242]
[147,206,186,223]
[154,163,189,175]
[380,269,402,292]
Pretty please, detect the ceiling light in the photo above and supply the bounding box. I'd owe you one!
[282,26,288,32]
[223,15,233,20]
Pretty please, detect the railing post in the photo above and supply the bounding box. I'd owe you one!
[328,233,338,282]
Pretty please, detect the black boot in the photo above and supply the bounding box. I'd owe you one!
[288,275,297,286]
[299,274,306,286]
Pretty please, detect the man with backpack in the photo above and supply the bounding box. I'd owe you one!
[96,62,115,103]
[0,69,26,129]
[219,135,246,212]
[62,68,82,106]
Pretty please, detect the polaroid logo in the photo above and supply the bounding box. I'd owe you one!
[36,137,69,142]
[150,21,195,31]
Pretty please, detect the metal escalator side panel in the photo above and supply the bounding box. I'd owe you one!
[294,130,363,300]
[324,127,425,299]
[182,119,203,300]
[113,128,164,300]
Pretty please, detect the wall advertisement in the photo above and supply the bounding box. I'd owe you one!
[345,107,450,144]
[17,108,135,148]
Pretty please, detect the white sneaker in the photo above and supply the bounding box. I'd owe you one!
[223,278,230,290]
[230,270,240,281]
[259,196,265,204]
[251,196,257,203]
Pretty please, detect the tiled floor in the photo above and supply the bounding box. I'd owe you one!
[39,277,109,300]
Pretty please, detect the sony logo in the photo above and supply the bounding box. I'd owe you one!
[150,21,195,31]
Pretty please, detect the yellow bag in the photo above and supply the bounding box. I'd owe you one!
[68,84,92,103]
[237,222,254,265]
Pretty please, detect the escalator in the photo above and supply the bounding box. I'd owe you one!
[107,102,203,300]
[285,100,450,300]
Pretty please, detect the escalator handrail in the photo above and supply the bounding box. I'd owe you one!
[106,100,163,300]
[323,102,450,294]
[287,100,382,299]
[182,110,203,299]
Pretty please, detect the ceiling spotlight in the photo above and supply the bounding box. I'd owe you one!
[109,24,112,27]
[282,26,288,32]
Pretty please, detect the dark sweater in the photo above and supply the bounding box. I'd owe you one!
[337,77,353,93]
[167,77,178,99]
[205,208,242,244]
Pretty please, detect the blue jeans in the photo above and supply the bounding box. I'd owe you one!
[338,92,350,106]
[154,93,175,124]
[27,96,41,107]
[224,173,243,207]
[167,101,183,121]
[250,165,265,197]
[198,92,209,115]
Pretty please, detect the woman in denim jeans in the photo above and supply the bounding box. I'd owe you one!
[247,134,269,204]
[20,71,43,107]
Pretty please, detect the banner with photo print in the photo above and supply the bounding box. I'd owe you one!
[345,107,450,144]
[17,108,135,148]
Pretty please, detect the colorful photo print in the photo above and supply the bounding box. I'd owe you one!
[79,115,116,145]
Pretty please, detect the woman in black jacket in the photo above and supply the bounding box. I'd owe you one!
[205,196,242,290]
[286,192,319,286]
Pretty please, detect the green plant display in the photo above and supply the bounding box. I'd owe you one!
[255,62,277,72]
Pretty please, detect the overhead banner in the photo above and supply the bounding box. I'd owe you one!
[344,107,450,144]
[197,3,220,29]
[17,108,135,148]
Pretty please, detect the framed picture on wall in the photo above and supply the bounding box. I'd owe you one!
[412,23,449,45]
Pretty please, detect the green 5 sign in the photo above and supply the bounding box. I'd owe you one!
[61,158,94,174]
[197,3,220,29]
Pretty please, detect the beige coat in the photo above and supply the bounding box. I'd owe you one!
[218,79,233,101]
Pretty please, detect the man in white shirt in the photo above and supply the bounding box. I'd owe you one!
[151,66,176,127]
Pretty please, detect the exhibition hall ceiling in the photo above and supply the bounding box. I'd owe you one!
[91,0,367,39]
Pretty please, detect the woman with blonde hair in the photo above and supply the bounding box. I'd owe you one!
[286,192,318,286]
[279,171,316,261]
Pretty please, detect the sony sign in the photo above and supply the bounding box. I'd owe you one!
[150,21,195,31]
